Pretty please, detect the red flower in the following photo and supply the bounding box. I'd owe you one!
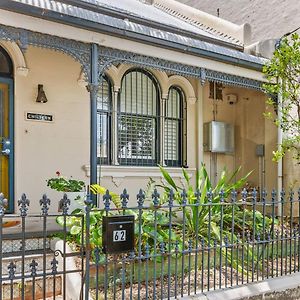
[56,171,61,176]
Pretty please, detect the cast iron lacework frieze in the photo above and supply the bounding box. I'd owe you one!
[0,24,263,90]
[0,24,91,80]
[97,46,263,91]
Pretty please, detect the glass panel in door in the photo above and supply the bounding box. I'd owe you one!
[0,83,9,205]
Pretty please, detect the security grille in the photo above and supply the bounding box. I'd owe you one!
[97,77,111,164]
[97,71,187,167]
[164,87,186,167]
[118,70,158,166]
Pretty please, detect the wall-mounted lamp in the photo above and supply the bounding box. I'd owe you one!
[36,84,48,103]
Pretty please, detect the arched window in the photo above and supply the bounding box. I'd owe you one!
[0,46,13,77]
[97,76,112,164]
[118,70,159,166]
[164,87,186,167]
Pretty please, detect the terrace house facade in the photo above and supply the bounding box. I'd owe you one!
[0,0,277,214]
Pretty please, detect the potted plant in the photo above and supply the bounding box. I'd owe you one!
[47,171,86,213]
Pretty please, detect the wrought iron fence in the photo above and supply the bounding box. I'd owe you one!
[0,188,300,300]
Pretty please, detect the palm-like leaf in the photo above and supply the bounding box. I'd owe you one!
[90,184,121,208]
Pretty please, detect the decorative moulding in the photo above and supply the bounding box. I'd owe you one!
[0,41,29,77]
[167,75,197,102]
[188,96,197,104]
[82,165,196,187]
[16,66,29,77]
[77,69,88,87]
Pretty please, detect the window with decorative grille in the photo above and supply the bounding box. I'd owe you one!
[118,70,159,166]
[97,77,112,165]
[165,87,186,167]
[97,69,187,167]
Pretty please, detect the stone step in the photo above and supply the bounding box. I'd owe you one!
[2,252,55,276]
[2,275,62,300]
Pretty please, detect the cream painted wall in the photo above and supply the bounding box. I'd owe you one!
[14,47,90,213]
[202,83,277,192]
[9,45,277,214]
[12,46,199,213]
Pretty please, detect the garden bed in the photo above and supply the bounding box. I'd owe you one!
[70,242,300,300]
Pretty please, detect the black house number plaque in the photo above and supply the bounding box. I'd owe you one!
[102,215,135,254]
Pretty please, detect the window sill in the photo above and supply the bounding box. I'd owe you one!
[82,165,196,187]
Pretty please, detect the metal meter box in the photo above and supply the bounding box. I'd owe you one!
[256,144,265,157]
[102,215,135,254]
[203,121,235,153]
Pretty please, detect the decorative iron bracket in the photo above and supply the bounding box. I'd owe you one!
[0,24,90,80]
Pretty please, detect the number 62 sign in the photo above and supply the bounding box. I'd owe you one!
[102,215,135,254]
[113,230,126,242]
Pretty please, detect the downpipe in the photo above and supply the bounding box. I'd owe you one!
[277,78,283,216]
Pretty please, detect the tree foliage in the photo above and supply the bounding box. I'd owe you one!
[263,33,300,161]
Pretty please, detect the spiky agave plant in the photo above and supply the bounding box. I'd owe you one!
[153,164,274,274]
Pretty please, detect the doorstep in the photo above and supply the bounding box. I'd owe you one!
[2,217,62,239]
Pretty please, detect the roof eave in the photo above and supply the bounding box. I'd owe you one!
[0,0,264,71]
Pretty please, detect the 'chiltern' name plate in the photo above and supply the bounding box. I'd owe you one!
[25,112,54,122]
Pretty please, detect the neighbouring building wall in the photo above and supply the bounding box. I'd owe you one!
[283,153,300,216]
[284,154,300,189]
[176,0,300,43]
[202,83,277,193]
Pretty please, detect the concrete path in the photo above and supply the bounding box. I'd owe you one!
[176,272,300,300]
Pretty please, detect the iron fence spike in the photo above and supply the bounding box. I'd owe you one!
[8,262,16,280]
[30,259,38,276]
[168,189,174,207]
[103,189,112,210]
[231,189,237,202]
[59,193,70,215]
[181,189,187,205]
[262,189,267,202]
[289,189,294,201]
[18,193,30,217]
[241,188,248,201]
[195,189,201,204]
[51,257,58,274]
[137,189,145,208]
[0,193,7,216]
[120,189,129,208]
[207,189,213,203]
[152,188,160,207]
[219,189,225,202]
[40,194,50,216]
